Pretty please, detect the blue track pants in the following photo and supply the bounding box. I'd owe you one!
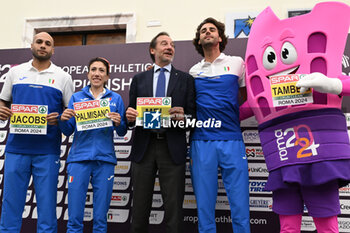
[190,140,251,233]
[66,161,115,233]
[0,152,60,233]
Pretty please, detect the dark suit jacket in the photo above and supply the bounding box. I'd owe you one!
[128,66,196,165]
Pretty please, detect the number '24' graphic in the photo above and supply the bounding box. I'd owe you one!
[283,124,320,158]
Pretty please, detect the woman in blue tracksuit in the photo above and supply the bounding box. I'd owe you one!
[59,57,127,233]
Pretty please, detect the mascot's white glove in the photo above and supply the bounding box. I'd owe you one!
[296,72,343,95]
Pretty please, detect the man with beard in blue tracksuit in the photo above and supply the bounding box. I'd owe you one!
[189,18,250,233]
[0,32,74,233]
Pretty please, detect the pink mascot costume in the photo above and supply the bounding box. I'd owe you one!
[241,2,350,232]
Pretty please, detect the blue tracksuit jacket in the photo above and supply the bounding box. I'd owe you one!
[59,85,127,164]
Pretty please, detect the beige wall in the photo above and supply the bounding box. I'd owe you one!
[1,0,349,49]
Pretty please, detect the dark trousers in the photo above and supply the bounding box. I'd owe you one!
[131,135,185,233]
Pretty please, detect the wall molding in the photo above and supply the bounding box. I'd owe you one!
[23,13,136,47]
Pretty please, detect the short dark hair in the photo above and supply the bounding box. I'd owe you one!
[193,17,228,57]
[88,57,110,75]
[149,32,170,62]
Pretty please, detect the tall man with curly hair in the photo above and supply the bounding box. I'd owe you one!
[189,18,251,233]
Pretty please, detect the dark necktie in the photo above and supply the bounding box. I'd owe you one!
[155,68,166,97]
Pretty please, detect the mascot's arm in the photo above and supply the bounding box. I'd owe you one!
[296,72,345,95]
[239,101,254,121]
[338,75,350,96]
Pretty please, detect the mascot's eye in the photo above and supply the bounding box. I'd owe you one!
[280,42,297,65]
[263,46,277,70]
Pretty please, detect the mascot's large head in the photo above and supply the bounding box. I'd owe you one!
[245,2,350,124]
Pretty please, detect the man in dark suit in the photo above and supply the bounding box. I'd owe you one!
[126,32,195,233]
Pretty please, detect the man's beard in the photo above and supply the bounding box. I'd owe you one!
[32,50,52,61]
[201,40,216,49]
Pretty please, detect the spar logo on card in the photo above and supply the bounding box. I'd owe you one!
[137,97,171,106]
[74,99,103,110]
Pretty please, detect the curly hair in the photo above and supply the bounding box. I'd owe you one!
[193,17,228,57]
